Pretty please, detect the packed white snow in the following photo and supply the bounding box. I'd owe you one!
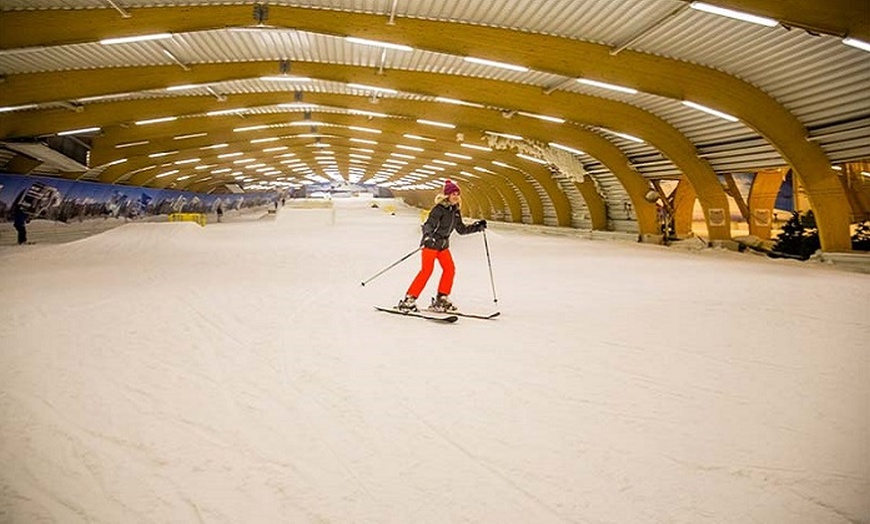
[1,198,868,523]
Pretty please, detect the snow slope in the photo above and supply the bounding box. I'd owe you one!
[1,198,868,523]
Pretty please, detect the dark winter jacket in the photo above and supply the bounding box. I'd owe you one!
[420,198,484,250]
[13,207,29,228]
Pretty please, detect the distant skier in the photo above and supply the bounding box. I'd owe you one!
[397,179,486,312]
[13,205,30,245]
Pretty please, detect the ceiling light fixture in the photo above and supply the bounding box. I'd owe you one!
[57,126,100,136]
[260,75,313,82]
[463,56,529,72]
[100,33,173,45]
[843,37,870,52]
[174,132,208,140]
[434,97,485,108]
[348,126,382,134]
[0,104,38,113]
[577,78,638,94]
[345,36,414,52]
[135,116,177,125]
[115,140,149,149]
[166,84,202,91]
[347,83,398,94]
[549,142,585,155]
[485,131,524,140]
[417,119,455,129]
[682,100,739,122]
[207,108,247,116]
[445,152,473,160]
[403,134,436,142]
[517,111,565,124]
[688,2,777,27]
[155,169,179,178]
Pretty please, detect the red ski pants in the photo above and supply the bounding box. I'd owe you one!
[407,248,455,297]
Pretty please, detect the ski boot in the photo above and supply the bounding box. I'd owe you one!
[397,294,418,312]
[430,293,458,313]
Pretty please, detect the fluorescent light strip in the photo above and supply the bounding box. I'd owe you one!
[263,146,289,152]
[115,140,149,149]
[345,36,414,52]
[577,78,638,94]
[403,134,436,142]
[348,126,381,134]
[485,131,523,140]
[347,83,398,94]
[517,111,565,124]
[396,144,424,152]
[463,56,529,72]
[417,119,455,129]
[843,38,870,53]
[234,125,269,132]
[103,158,128,167]
[174,132,207,140]
[445,152,473,160]
[202,143,228,150]
[492,161,515,169]
[517,153,548,165]
[348,109,390,118]
[155,169,179,178]
[166,84,201,92]
[208,108,247,116]
[689,2,777,27]
[260,75,313,82]
[136,116,177,125]
[57,126,100,136]
[461,143,492,152]
[599,127,645,143]
[432,159,456,166]
[682,100,738,122]
[148,151,178,158]
[100,33,173,45]
[549,142,585,155]
[434,97,485,108]
[233,159,256,164]
[218,152,244,158]
[174,158,200,165]
[1,104,38,115]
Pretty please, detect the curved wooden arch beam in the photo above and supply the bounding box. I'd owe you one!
[574,177,608,231]
[672,180,698,238]
[748,168,788,240]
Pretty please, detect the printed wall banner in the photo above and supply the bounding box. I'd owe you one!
[0,173,278,224]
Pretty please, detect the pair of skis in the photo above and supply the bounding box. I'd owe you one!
[374,305,500,324]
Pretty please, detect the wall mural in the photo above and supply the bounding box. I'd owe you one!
[0,173,278,224]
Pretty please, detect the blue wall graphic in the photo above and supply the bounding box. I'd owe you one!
[0,173,278,224]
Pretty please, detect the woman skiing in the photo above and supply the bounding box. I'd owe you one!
[398,179,486,312]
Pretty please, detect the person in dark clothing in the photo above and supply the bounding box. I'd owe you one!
[13,206,30,245]
[398,179,486,312]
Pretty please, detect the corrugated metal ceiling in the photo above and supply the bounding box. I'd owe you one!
[0,0,867,191]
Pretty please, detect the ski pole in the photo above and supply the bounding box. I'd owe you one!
[482,230,498,304]
[361,246,422,287]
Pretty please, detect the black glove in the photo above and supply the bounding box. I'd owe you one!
[421,236,438,249]
[475,219,487,231]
